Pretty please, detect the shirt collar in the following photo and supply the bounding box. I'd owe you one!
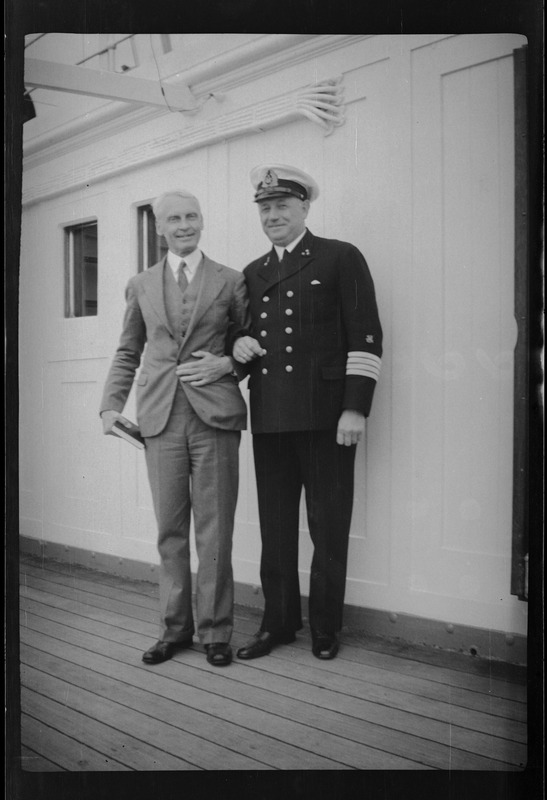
[274,229,307,260]
[167,248,202,278]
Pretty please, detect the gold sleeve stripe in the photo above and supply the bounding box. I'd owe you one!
[346,352,382,380]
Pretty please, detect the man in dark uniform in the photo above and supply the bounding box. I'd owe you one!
[233,164,382,660]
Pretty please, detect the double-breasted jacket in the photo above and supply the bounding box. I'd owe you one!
[241,229,383,434]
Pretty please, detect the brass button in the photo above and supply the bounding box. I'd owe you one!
[285,309,293,316]
[286,290,294,297]
[285,346,293,353]
[285,327,293,334]
[263,296,270,302]
[262,368,268,374]
[285,365,293,373]
[260,312,268,319]
[260,330,267,337]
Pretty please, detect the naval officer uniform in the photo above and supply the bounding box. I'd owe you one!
[236,165,383,659]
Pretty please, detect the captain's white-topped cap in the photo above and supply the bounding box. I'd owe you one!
[250,164,320,203]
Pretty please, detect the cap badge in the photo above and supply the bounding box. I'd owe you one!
[262,169,279,189]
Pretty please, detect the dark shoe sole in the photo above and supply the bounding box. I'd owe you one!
[237,632,296,660]
[205,644,233,667]
[142,653,174,664]
[142,639,193,664]
[312,642,339,660]
[236,644,272,660]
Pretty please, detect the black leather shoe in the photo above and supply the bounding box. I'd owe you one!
[236,630,296,660]
[205,642,233,667]
[311,634,339,660]
[142,639,192,664]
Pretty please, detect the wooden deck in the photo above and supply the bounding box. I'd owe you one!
[17,553,527,772]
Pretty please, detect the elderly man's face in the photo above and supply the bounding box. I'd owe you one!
[155,195,203,257]
[258,196,309,247]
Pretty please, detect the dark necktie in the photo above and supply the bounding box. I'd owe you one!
[177,260,188,293]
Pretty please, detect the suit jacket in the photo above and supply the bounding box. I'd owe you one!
[240,230,382,433]
[100,253,249,437]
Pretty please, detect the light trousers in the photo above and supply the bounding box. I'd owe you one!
[144,386,240,645]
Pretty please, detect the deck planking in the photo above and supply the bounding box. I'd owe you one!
[17,555,527,772]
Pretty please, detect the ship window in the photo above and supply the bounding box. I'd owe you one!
[64,221,98,317]
[137,204,168,272]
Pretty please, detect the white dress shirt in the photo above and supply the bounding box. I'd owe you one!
[167,248,202,283]
[273,229,307,261]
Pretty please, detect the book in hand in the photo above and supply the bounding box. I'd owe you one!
[107,420,145,449]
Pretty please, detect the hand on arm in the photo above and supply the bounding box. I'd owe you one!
[176,351,232,386]
[233,336,266,363]
[336,409,365,447]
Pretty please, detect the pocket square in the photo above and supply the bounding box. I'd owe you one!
[311,280,321,285]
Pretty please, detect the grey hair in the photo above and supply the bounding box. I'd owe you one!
[152,190,202,219]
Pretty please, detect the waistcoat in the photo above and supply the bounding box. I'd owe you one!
[163,260,203,343]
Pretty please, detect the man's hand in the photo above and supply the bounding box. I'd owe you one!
[233,336,266,363]
[101,410,131,435]
[336,409,365,446]
[176,351,232,386]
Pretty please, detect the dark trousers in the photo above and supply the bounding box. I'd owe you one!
[253,430,356,636]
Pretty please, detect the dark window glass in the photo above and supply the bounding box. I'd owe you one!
[137,204,167,272]
[64,221,98,317]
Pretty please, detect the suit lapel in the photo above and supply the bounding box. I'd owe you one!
[141,258,175,336]
[256,248,280,285]
[256,230,315,292]
[178,254,225,357]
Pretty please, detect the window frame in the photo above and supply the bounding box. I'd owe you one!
[137,203,167,272]
[63,218,98,318]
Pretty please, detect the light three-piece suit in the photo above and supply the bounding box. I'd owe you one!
[100,253,248,646]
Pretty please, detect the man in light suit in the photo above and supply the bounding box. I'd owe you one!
[233,165,382,661]
[100,190,248,667]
